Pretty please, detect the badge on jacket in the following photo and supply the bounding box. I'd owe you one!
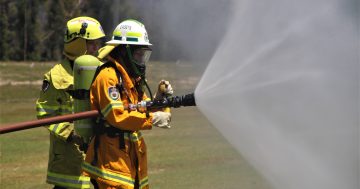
[108,86,120,100]
[42,80,50,92]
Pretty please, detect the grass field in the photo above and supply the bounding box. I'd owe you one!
[0,61,272,189]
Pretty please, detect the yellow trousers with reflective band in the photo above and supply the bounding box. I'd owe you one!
[82,132,149,189]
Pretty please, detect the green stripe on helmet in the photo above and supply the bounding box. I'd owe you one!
[113,36,139,42]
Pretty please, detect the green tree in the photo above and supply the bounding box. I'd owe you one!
[81,0,139,40]
[42,0,65,60]
[0,2,10,60]
[25,0,42,61]
[42,0,85,61]
[0,1,22,61]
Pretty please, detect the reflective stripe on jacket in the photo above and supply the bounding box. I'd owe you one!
[36,60,90,188]
[47,171,91,189]
[83,60,152,188]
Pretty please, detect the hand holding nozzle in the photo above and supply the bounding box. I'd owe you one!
[128,93,196,112]
[154,80,173,100]
[152,111,171,128]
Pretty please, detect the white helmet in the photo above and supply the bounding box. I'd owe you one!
[106,19,152,46]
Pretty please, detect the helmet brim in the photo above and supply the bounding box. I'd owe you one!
[106,40,152,46]
[98,40,153,60]
[97,45,117,60]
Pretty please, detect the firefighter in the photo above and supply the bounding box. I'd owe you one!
[35,16,105,189]
[81,19,172,189]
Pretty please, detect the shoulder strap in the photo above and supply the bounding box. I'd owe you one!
[93,61,122,85]
[93,61,132,103]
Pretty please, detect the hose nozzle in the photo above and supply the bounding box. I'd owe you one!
[134,93,196,111]
[165,93,196,108]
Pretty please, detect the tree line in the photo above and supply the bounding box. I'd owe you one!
[0,0,187,62]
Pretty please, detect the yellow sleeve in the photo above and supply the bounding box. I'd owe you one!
[35,72,73,140]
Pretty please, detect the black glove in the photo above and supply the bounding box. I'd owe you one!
[67,131,84,147]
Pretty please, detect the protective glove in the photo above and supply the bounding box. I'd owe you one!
[152,111,172,128]
[154,80,173,100]
[67,131,84,147]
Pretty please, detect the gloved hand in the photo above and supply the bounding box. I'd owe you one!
[67,131,84,147]
[152,111,172,128]
[154,80,173,100]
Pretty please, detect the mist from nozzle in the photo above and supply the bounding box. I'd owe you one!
[124,0,358,188]
[195,0,359,189]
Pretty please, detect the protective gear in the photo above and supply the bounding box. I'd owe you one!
[73,55,102,143]
[82,59,152,189]
[64,16,105,43]
[154,80,173,113]
[106,19,152,46]
[152,111,172,129]
[98,20,154,103]
[97,45,116,60]
[125,46,152,78]
[154,80,174,100]
[36,60,91,188]
[98,19,152,80]
[68,131,84,147]
[64,17,105,61]
[63,38,88,61]
[131,47,152,65]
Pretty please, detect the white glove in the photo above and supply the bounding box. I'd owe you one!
[152,111,172,128]
[154,80,173,100]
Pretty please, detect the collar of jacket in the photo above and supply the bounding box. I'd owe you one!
[50,59,74,90]
[107,57,138,103]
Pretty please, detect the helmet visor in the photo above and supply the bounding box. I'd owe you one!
[132,47,152,64]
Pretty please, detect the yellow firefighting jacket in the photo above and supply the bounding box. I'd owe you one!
[36,60,90,188]
[82,60,153,189]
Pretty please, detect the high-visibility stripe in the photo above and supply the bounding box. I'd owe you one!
[36,110,51,117]
[36,104,59,110]
[36,105,57,116]
[124,132,143,142]
[36,104,72,116]
[101,101,123,117]
[82,162,135,187]
[48,123,68,134]
[140,176,149,189]
[47,171,90,189]
[36,107,56,114]
[113,31,142,38]
[101,125,143,142]
[126,31,142,37]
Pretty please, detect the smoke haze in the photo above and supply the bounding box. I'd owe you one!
[127,0,234,63]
